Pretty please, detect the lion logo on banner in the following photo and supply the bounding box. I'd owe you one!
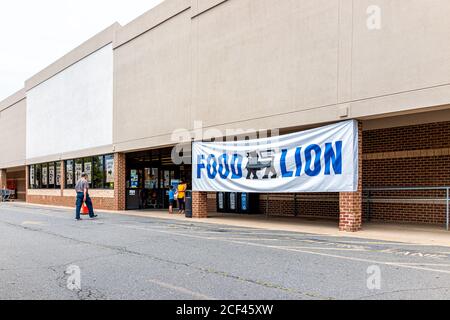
[245,149,277,180]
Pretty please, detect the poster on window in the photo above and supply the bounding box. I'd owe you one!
[42,166,48,185]
[84,162,92,181]
[75,163,82,182]
[106,158,114,183]
[49,166,55,185]
[193,120,359,193]
[164,171,170,188]
[150,168,158,189]
[67,166,73,185]
[56,165,61,186]
[30,166,35,185]
[131,170,139,188]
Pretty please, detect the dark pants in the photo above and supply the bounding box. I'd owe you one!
[178,198,185,211]
[139,198,146,209]
[76,192,95,219]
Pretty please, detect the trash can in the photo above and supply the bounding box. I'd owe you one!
[238,193,259,214]
[217,192,227,212]
[185,190,193,218]
[240,193,249,212]
[228,192,238,213]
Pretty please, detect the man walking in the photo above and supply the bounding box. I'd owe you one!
[75,173,98,221]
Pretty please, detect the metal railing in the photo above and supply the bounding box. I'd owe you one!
[364,187,450,231]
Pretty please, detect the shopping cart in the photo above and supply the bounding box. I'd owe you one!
[1,189,12,202]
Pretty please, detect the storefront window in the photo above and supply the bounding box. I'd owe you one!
[56,162,61,188]
[41,164,48,188]
[29,162,61,189]
[74,159,83,183]
[83,157,93,188]
[104,154,115,189]
[29,165,35,189]
[64,155,114,189]
[35,164,41,189]
[48,162,55,189]
[66,160,74,188]
[93,156,104,189]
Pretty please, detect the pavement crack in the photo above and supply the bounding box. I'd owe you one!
[195,267,335,300]
[47,265,107,300]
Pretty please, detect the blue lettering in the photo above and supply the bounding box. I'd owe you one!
[295,147,302,177]
[231,154,243,179]
[196,155,206,179]
[207,154,217,179]
[324,141,342,175]
[198,142,340,181]
[280,149,293,178]
[218,154,230,179]
[305,144,322,177]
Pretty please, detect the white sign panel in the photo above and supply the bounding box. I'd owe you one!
[192,120,358,193]
[26,44,113,160]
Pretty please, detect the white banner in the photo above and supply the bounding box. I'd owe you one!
[192,120,359,193]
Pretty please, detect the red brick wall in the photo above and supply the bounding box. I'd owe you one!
[207,195,217,213]
[193,192,208,218]
[362,121,450,225]
[258,193,339,219]
[363,202,446,225]
[339,122,363,232]
[364,121,450,153]
[114,153,126,211]
[26,194,116,211]
[363,156,450,188]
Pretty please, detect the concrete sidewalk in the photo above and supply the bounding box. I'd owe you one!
[3,201,450,247]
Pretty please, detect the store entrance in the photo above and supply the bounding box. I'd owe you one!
[125,148,191,210]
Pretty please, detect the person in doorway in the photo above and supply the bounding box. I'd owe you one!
[139,188,149,209]
[177,180,187,215]
[75,173,98,221]
[168,186,175,214]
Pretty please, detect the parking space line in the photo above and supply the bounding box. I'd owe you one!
[272,246,367,252]
[392,263,450,267]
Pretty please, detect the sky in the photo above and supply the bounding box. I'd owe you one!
[0,0,164,101]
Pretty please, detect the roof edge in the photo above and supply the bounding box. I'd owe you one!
[0,88,26,112]
[114,0,190,49]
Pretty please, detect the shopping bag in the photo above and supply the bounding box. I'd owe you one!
[81,203,89,215]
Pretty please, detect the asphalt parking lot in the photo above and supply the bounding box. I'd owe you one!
[0,203,449,300]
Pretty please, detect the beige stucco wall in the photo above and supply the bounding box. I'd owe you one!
[348,0,450,119]
[113,0,450,152]
[0,90,26,169]
[191,0,340,128]
[113,0,191,152]
[351,0,450,101]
